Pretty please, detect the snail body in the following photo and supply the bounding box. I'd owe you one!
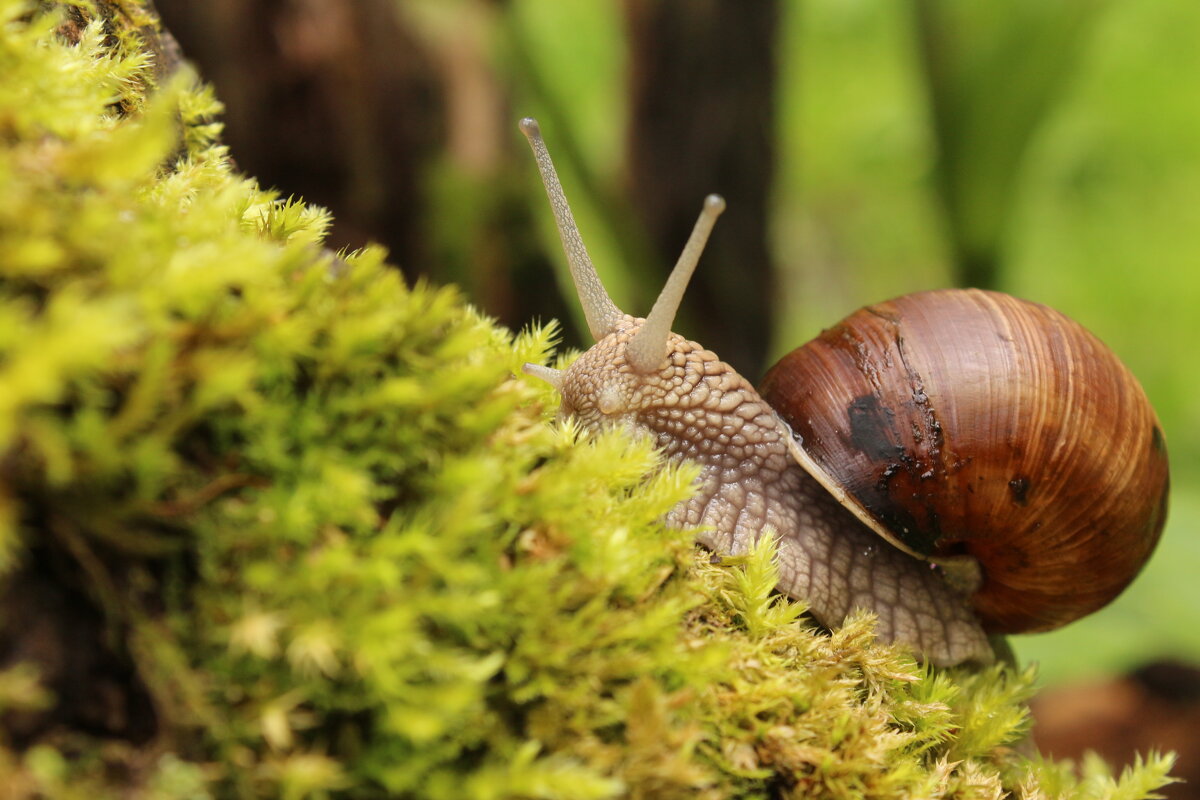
[517,118,1169,666]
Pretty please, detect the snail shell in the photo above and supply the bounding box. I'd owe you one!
[760,288,1170,633]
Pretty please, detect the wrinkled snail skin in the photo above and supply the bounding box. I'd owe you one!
[517,117,1169,667]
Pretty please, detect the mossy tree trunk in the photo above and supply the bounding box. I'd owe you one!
[2,0,183,752]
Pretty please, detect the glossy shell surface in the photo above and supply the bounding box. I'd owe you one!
[760,289,1169,633]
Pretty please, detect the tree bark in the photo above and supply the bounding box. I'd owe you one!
[153,0,444,278]
[624,0,781,376]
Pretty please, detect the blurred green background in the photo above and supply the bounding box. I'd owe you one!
[156,0,1199,688]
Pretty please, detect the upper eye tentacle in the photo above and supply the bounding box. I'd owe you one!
[519,117,624,342]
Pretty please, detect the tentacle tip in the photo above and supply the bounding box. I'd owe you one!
[518,117,541,141]
[522,361,564,389]
[704,194,726,214]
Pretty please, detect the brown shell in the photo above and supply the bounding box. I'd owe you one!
[760,289,1169,634]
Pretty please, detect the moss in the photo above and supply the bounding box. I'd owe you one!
[0,1,1179,798]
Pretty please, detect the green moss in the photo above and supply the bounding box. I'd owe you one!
[0,1,1179,798]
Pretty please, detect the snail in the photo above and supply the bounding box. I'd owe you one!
[516,117,1170,666]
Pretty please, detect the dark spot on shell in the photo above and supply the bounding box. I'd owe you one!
[1151,425,1166,454]
[1008,476,1031,506]
[847,394,903,461]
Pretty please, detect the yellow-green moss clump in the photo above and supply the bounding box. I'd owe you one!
[0,2,1178,798]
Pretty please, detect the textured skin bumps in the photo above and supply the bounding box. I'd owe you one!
[557,317,992,666]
